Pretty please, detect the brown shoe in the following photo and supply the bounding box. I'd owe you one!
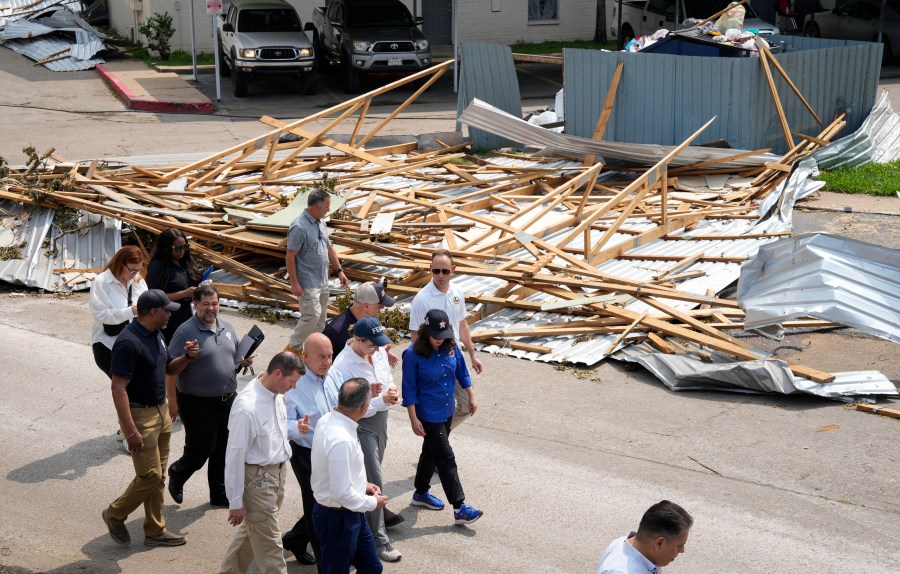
[144,531,186,547]
[101,508,130,545]
[384,508,405,528]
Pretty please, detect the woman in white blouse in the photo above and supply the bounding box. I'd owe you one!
[88,245,148,378]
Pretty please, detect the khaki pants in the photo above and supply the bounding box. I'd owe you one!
[107,404,172,537]
[450,384,471,430]
[288,285,330,350]
[219,463,288,574]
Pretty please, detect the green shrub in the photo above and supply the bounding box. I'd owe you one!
[139,12,175,61]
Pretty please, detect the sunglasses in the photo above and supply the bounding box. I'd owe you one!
[431,268,452,275]
[126,266,142,275]
[172,244,188,252]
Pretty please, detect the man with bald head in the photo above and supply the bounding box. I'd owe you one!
[281,333,334,568]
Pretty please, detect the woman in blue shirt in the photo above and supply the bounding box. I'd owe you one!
[402,309,484,525]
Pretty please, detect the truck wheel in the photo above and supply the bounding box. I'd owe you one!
[619,24,635,50]
[233,70,248,97]
[218,42,231,77]
[803,21,820,38]
[342,59,361,94]
[301,74,317,95]
[314,34,332,73]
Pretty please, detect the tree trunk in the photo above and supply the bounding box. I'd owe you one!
[594,0,608,44]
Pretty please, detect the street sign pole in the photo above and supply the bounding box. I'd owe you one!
[207,0,223,101]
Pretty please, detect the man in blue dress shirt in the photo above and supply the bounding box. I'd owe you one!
[281,333,335,568]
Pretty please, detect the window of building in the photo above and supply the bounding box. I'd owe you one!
[528,0,558,22]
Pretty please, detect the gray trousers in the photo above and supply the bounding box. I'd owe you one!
[357,410,389,549]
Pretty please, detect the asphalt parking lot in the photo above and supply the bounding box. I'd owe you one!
[0,44,899,574]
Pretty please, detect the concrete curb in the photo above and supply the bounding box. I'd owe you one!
[96,64,215,114]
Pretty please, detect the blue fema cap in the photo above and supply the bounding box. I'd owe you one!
[354,316,391,347]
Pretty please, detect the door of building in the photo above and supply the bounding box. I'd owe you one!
[422,0,452,45]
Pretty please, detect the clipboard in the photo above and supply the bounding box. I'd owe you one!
[234,324,265,373]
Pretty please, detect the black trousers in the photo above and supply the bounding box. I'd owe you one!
[92,342,112,379]
[414,418,465,508]
[168,390,234,501]
[284,442,322,571]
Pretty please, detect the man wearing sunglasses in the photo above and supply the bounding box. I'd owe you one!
[285,188,349,354]
[408,250,484,429]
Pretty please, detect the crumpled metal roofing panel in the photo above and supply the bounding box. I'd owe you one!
[613,342,897,398]
[0,200,121,291]
[459,98,780,168]
[737,233,900,343]
[809,90,900,170]
[0,19,54,41]
[4,36,104,70]
[0,0,80,28]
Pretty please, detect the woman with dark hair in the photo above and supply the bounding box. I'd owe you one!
[146,228,201,343]
[89,245,148,378]
[89,245,148,449]
[402,308,483,526]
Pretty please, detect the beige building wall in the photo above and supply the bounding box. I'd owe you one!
[454,0,598,45]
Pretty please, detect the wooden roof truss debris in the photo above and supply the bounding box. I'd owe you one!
[0,56,852,383]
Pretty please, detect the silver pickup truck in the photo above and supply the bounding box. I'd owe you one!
[307,0,432,93]
[218,0,317,97]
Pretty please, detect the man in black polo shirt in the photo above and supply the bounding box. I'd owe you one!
[322,282,395,359]
[101,289,199,548]
[166,285,252,507]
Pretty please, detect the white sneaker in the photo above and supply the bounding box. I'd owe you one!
[378,543,402,562]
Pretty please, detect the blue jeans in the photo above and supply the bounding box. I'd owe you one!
[312,504,382,574]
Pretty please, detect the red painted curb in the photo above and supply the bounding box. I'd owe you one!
[96,64,214,115]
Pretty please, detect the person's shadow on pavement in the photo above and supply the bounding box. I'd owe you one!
[6,433,125,483]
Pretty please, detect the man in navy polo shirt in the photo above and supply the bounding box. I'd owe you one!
[101,289,199,548]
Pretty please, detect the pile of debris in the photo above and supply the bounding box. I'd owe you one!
[0,4,107,71]
[0,58,896,408]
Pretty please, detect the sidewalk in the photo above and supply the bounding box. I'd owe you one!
[96,59,214,114]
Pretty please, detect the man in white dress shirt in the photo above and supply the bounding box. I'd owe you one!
[218,352,304,574]
[312,377,387,574]
[408,249,483,429]
[324,317,401,563]
[596,501,693,574]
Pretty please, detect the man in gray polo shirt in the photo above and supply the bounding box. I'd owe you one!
[285,188,348,354]
[167,285,252,507]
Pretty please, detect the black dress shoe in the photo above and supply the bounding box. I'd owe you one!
[384,508,405,528]
[209,498,229,507]
[296,551,316,565]
[284,544,316,565]
[168,479,183,504]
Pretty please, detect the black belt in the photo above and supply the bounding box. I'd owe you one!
[129,401,165,408]
[320,505,350,512]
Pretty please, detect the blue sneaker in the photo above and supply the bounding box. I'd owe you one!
[453,504,483,525]
[411,490,445,510]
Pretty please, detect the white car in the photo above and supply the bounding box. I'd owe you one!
[804,0,899,61]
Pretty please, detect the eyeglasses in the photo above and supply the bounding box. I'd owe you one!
[172,244,188,253]
[126,266,142,275]
[431,268,452,275]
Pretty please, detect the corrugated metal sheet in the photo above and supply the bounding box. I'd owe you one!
[737,233,900,343]
[0,200,121,291]
[4,36,104,70]
[0,0,80,28]
[564,36,883,155]
[809,90,900,169]
[614,342,897,398]
[459,98,779,168]
[0,19,54,40]
[457,42,523,150]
